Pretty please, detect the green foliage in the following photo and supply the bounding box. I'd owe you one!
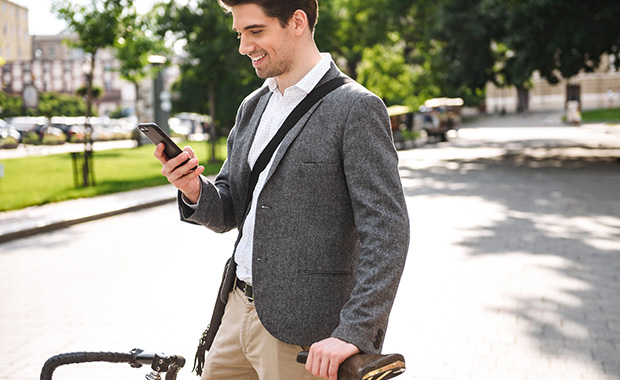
[315,0,393,77]
[0,91,88,118]
[482,0,620,85]
[0,136,18,148]
[38,92,88,117]
[22,133,40,145]
[114,7,170,122]
[52,0,134,57]
[0,92,24,118]
[357,41,430,109]
[75,85,103,99]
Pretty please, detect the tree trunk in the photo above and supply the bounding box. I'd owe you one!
[516,85,529,113]
[83,54,96,187]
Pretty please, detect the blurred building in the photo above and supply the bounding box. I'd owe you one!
[486,54,620,113]
[0,0,31,61]
[1,32,137,116]
[0,1,179,122]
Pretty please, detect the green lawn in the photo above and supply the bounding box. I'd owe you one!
[0,140,226,212]
[581,107,620,123]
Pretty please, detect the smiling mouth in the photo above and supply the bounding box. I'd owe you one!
[250,53,266,66]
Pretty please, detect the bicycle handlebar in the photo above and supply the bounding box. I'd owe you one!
[40,349,186,380]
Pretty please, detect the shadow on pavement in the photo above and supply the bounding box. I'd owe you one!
[399,147,620,377]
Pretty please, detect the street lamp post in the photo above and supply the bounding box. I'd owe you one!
[147,55,170,135]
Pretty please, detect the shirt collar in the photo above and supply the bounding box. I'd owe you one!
[265,53,333,94]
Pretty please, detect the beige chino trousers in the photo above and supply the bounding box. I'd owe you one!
[201,286,320,380]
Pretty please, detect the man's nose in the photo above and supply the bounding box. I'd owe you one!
[238,34,252,56]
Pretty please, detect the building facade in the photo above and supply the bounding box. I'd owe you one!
[2,32,137,116]
[0,0,31,62]
[486,55,620,113]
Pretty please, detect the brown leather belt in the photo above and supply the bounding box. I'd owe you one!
[236,278,254,301]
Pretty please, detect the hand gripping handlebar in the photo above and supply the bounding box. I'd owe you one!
[296,351,406,380]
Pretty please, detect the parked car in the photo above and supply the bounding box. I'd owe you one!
[0,119,21,149]
[7,116,49,136]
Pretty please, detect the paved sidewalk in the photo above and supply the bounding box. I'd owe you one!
[1,112,620,380]
[390,118,620,380]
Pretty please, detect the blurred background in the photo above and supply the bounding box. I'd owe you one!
[1,1,619,380]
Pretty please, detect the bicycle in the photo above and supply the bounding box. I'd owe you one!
[39,348,405,380]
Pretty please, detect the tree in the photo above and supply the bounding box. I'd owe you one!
[479,0,620,110]
[115,8,169,143]
[53,0,134,186]
[314,0,393,78]
[486,0,620,84]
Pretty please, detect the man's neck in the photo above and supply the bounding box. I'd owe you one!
[275,45,322,94]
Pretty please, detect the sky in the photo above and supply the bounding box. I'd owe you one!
[11,0,171,35]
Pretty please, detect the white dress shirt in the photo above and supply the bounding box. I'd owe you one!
[234,53,333,284]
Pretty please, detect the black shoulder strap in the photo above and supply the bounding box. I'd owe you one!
[245,76,352,206]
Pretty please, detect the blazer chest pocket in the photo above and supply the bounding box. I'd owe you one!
[298,162,342,196]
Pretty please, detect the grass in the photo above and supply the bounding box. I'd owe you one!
[0,139,226,212]
[581,107,620,123]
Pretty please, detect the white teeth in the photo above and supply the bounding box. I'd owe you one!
[251,54,266,62]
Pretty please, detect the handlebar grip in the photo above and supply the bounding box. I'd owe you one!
[296,350,309,364]
[40,352,134,380]
[296,351,406,380]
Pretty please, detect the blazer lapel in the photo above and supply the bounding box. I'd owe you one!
[233,89,272,207]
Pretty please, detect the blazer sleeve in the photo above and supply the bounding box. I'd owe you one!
[177,108,245,234]
[330,91,410,354]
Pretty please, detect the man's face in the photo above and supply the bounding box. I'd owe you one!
[232,3,295,79]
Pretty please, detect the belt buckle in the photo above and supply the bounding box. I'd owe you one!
[244,284,254,302]
[243,284,254,302]
[238,279,254,302]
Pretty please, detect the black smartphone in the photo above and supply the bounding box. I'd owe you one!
[138,122,196,170]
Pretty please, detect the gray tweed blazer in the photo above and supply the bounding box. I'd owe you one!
[179,63,409,354]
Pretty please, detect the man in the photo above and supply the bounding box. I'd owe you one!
[154,1,409,379]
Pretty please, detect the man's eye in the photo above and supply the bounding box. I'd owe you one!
[237,32,242,39]
[250,30,262,35]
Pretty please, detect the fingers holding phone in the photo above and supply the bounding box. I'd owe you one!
[156,143,204,203]
[139,122,204,203]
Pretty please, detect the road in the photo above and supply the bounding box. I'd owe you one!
[1,113,620,380]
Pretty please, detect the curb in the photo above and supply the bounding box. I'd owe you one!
[0,196,176,244]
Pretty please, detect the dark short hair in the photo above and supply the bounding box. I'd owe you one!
[218,0,319,32]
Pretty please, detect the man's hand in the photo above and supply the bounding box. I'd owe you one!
[154,143,204,204]
[305,337,360,380]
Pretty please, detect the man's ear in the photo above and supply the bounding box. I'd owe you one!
[290,9,309,36]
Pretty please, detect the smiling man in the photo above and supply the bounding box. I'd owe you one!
[153,1,409,379]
